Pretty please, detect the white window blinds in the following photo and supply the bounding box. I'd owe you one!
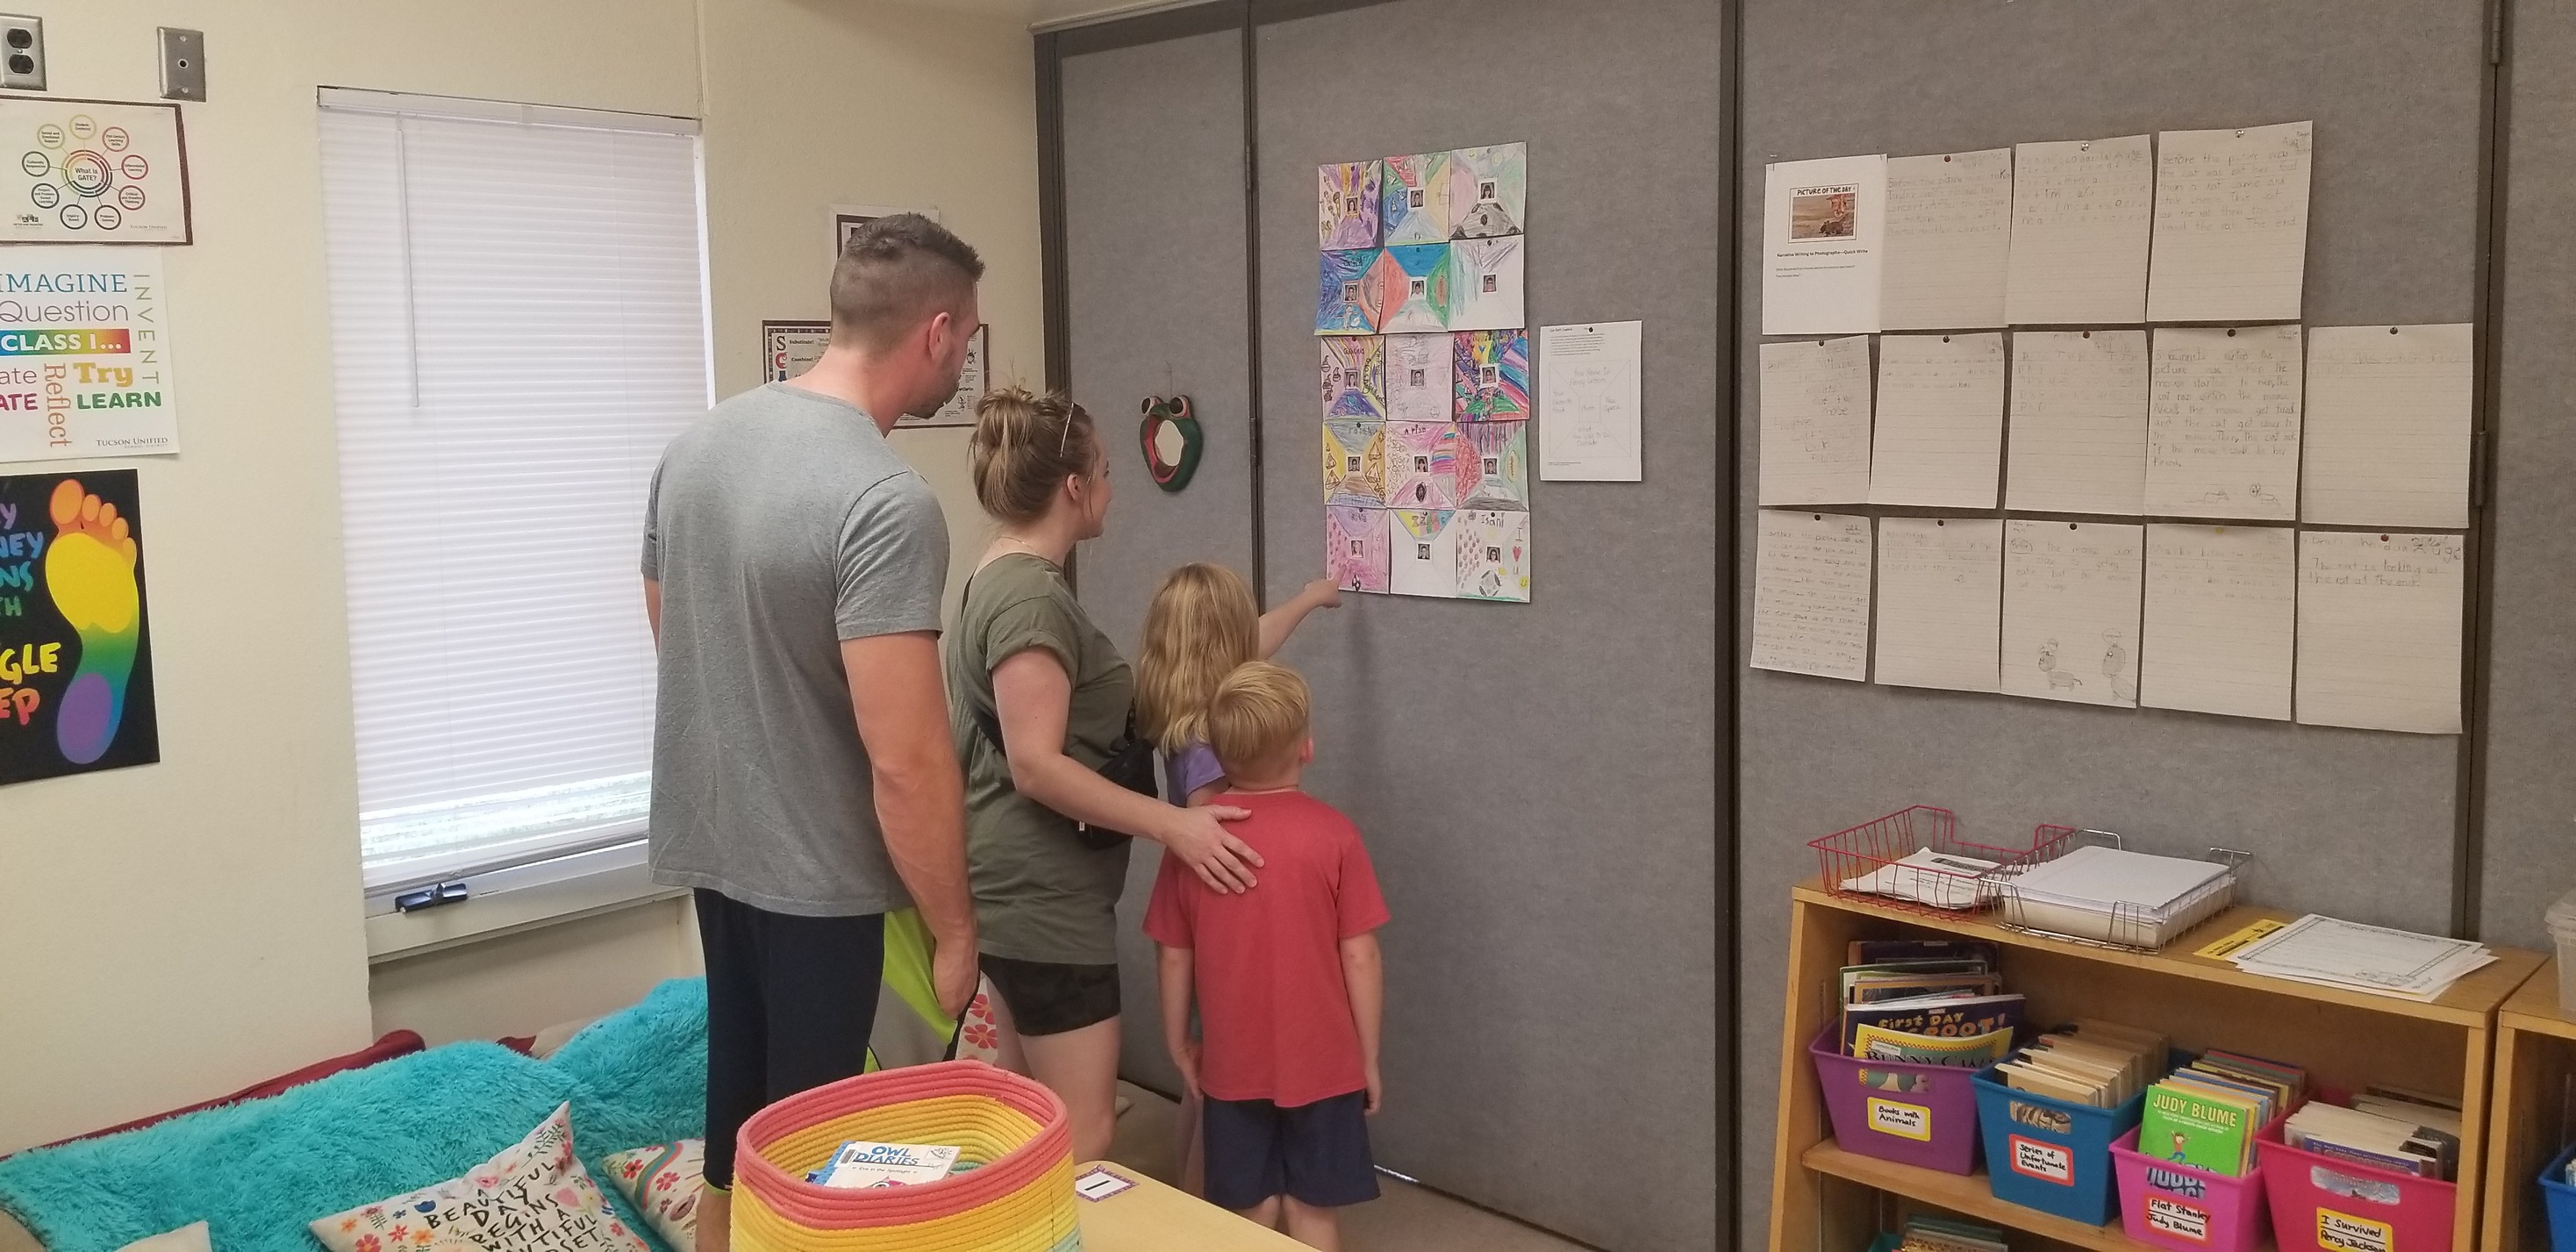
[317,89,711,891]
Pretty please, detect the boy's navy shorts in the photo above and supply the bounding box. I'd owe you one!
[1200,1090,1379,1212]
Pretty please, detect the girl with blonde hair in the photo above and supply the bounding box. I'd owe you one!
[1134,564,1340,806]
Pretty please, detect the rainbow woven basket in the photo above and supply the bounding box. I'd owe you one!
[733,1060,1080,1252]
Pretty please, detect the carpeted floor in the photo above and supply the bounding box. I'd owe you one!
[1106,1083,1594,1252]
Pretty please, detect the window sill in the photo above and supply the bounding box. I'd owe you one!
[363,840,685,965]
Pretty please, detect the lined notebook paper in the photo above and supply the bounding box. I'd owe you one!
[2004,135,2154,326]
[2007,330,2150,515]
[2296,531,2465,734]
[1882,149,2013,331]
[2301,324,2473,528]
[2146,122,2314,323]
[2145,326,2304,521]
[1869,333,2005,508]
[2000,520,2143,707]
[2141,525,2295,720]
[1757,336,1874,504]
[1875,517,2002,693]
[1752,510,1874,681]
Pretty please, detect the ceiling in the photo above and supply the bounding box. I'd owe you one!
[872,0,1192,29]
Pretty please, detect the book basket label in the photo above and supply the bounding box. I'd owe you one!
[1866,1098,1933,1141]
[2008,1135,2075,1184]
[2145,1197,2213,1242]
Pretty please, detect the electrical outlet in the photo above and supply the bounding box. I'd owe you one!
[0,15,43,92]
[159,28,205,101]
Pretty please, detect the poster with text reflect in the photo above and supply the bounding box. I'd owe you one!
[0,247,177,462]
[0,469,158,785]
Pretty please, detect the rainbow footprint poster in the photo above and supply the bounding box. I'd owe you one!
[0,470,159,785]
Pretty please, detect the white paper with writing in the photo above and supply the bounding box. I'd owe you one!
[1757,336,1873,504]
[2145,326,2303,521]
[2296,531,2465,734]
[1868,333,2005,508]
[2007,330,2150,515]
[1752,510,1873,682]
[1881,149,2014,330]
[2141,525,2295,720]
[1762,154,1886,334]
[2001,520,2143,707]
[2146,122,2314,323]
[2301,324,2472,528]
[1537,320,1642,482]
[1874,518,2003,693]
[2003,135,2154,326]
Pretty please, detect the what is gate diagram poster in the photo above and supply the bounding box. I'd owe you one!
[0,98,192,244]
[0,469,160,786]
[0,247,179,462]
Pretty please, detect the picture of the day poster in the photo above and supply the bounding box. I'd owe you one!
[0,469,157,785]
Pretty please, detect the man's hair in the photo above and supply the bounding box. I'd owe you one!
[1205,661,1312,779]
[829,214,985,352]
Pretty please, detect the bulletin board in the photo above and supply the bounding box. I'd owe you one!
[1731,0,2493,1245]
[1050,1,1728,1248]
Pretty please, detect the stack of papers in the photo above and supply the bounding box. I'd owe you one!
[1839,847,1999,911]
[2225,914,2496,1002]
[1998,845,2233,946]
[1898,1214,2007,1252]
[2283,1090,2463,1180]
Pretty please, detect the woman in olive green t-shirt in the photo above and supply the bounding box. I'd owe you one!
[945,386,1264,1163]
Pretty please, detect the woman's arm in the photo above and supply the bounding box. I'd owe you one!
[1256,577,1342,658]
[991,647,1264,892]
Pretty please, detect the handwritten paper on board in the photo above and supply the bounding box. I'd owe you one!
[1881,149,2013,331]
[2295,531,2465,734]
[1868,333,2006,510]
[2000,520,2143,708]
[2144,326,2304,522]
[2301,324,2473,528]
[1874,517,2002,694]
[2146,122,2314,323]
[2140,525,2296,721]
[1757,336,1873,505]
[2004,135,2154,326]
[2006,330,2150,516]
[1752,510,1873,682]
[1537,321,1642,482]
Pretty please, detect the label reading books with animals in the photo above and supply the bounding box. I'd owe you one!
[1865,1098,1932,1141]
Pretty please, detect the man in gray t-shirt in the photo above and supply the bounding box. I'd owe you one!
[641,214,981,1245]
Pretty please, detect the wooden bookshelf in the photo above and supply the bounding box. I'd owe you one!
[1770,882,2548,1252]
[2479,959,2576,1252]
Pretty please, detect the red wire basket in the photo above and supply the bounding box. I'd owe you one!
[1807,806,2030,916]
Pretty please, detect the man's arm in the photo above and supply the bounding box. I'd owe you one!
[844,631,977,1016]
[644,578,661,646]
[1339,932,1384,1113]
[1157,943,1200,1097]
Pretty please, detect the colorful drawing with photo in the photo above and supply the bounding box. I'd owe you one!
[1324,504,1389,594]
[1321,338,1385,419]
[1453,329,1530,420]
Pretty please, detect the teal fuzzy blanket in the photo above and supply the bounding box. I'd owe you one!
[0,979,706,1252]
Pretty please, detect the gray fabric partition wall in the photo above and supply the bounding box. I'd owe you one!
[1250,4,1724,1249]
[1732,2,2491,1245]
[1056,18,1256,1095]
[1055,2,1728,1248]
[2482,2,2576,953]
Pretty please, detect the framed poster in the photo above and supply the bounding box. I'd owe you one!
[906,324,986,428]
[762,319,829,383]
[0,469,160,786]
[0,246,180,461]
[0,97,192,244]
[833,203,940,261]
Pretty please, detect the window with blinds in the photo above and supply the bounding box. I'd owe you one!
[317,89,711,891]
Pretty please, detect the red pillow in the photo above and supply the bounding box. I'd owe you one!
[27,1030,426,1152]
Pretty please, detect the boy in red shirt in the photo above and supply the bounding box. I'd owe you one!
[1144,660,1388,1250]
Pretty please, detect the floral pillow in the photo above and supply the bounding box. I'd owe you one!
[598,1140,702,1249]
[308,1104,649,1252]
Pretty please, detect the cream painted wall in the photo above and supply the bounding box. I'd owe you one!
[1,0,1038,1152]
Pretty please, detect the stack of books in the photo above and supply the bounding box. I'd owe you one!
[2225,914,2497,1003]
[1996,844,2234,948]
[1837,940,2025,1067]
[803,1140,964,1189]
[1992,1019,2167,1108]
[1895,1214,2007,1252]
[2283,1087,2464,1181]
[2136,1051,2309,1177]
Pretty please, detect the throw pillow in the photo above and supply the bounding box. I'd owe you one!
[115,1223,211,1252]
[597,1141,702,1249]
[308,1103,648,1252]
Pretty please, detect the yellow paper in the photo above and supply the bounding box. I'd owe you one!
[2194,917,2286,961]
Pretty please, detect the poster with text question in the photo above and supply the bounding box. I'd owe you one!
[0,247,178,461]
[0,470,159,786]
[1762,154,1885,334]
[1,99,191,243]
